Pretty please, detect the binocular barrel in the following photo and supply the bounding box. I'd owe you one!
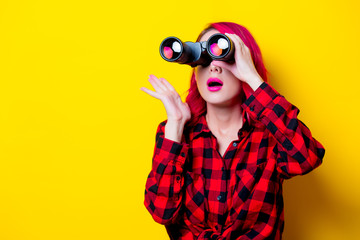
[159,33,234,67]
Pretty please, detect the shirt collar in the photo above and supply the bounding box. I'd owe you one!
[192,109,253,140]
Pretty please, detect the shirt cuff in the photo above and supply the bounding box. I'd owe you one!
[155,135,189,166]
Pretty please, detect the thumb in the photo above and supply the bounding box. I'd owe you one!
[185,102,190,109]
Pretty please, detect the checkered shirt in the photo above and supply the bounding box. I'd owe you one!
[144,82,325,239]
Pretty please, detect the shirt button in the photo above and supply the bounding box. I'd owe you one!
[176,176,181,182]
[217,195,222,201]
[250,106,255,111]
[233,142,238,147]
[180,152,185,157]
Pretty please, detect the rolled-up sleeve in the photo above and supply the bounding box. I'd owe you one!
[242,82,325,179]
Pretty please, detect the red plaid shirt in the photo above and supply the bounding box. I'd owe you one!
[144,82,325,239]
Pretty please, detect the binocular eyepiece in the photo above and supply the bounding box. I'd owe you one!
[159,33,234,67]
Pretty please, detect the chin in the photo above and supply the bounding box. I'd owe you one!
[201,89,242,105]
[204,96,241,107]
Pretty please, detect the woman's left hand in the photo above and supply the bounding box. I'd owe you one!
[211,33,264,91]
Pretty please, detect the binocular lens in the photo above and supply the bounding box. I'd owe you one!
[208,35,230,58]
[160,38,182,61]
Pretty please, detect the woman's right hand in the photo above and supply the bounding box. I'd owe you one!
[140,75,191,142]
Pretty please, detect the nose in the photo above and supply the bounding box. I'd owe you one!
[209,62,222,73]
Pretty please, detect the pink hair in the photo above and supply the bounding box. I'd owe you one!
[185,22,269,127]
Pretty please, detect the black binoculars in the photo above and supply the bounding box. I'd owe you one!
[159,33,234,67]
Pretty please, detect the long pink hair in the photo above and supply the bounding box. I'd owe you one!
[185,22,269,127]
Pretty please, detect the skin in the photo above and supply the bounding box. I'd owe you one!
[140,29,264,155]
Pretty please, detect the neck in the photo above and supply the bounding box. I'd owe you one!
[205,100,243,136]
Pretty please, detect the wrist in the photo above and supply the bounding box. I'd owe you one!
[246,74,264,91]
[164,120,185,143]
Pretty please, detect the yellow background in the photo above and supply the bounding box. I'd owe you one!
[0,0,359,239]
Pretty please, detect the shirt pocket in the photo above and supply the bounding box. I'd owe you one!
[230,162,266,221]
[183,171,206,225]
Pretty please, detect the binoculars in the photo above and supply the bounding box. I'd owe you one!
[159,33,234,67]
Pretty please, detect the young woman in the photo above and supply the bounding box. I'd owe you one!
[141,22,325,240]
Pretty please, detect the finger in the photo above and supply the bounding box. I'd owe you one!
[148,75,167,93]
[230,34,253,62]
[225,33,246,55]
[225,33,243,56]
[140,87,162,100]
[185,102,190,110]
[226,33,245,46]
[229,33,250,53]
[159,78,177,92]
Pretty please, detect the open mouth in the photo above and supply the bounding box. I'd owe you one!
[207,78,223,91]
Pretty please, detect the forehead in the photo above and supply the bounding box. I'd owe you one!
[199,29,220,42]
